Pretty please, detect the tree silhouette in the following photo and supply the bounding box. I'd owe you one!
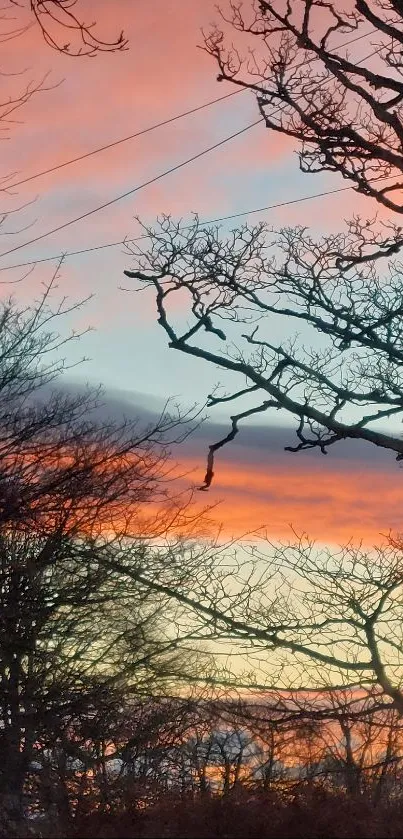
[124,215,403,483]
[205,0,403,215]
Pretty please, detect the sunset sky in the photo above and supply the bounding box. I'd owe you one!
[1,0,400,546]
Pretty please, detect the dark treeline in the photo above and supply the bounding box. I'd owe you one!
[28,692,403,838]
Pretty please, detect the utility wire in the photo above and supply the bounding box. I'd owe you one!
[0,119,263,260]
[0,174,399,273]
[0,40,382,263]
[3,89,243,192]
[3,28,374,193]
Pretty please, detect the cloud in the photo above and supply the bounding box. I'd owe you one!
[178,417,402,543]
[44,380,403,546]
[1,0,400,551]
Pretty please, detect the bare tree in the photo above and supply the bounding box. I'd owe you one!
[0,276,207,836]
[247,688,403,798]
[124,215,403,484]
[0,524,199,835]
[204,0,403,215]
[0,489,205,836]
[119,4,403,482]
[0,270,195,535]
[316,695,403,800]
[120,533,403,716]
[176,722,254,796]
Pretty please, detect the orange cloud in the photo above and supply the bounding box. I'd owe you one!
[177,455,402,545]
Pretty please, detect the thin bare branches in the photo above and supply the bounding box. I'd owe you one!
[204,0,403,214]
[10,0,127,56]
[124,215,403,484]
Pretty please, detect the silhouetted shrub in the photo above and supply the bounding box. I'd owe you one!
[71,786,403,839]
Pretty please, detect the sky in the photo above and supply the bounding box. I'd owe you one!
[0,0,400,547]
[51,380,403,548]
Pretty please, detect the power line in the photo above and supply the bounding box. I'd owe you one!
[3,28,374,193]
[0,119,263,261]
[3,89,243,192]
[0,40,382,263]
[0,174,399,273]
